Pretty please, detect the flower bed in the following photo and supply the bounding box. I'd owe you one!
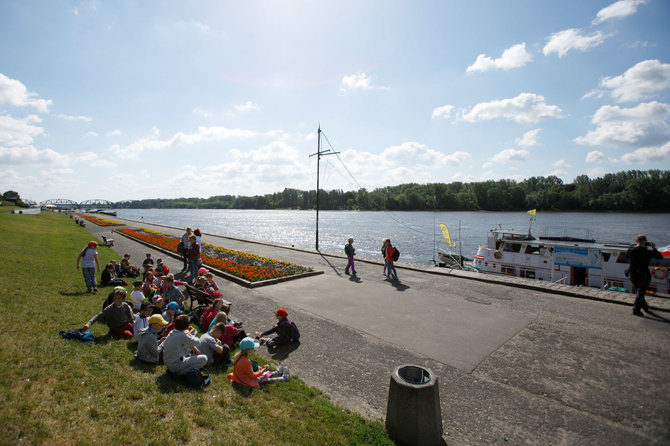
[74,212,124,226]
[117,227,313,283]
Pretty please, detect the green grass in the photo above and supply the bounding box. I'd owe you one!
[0,206,393,446]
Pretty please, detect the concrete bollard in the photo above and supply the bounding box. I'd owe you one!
[386,365,443,446]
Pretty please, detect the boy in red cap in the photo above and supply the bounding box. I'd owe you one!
[255,308,299,347]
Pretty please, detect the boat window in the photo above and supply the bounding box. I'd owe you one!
[524,245,545,255]
[501,265,515,276]
[606,279,625,288]
[520,268,535,279]
[601,252,611,262]
[502,243,522,253]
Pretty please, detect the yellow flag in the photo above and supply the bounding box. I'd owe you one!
[527,209,536,216]
[440,224,456,247]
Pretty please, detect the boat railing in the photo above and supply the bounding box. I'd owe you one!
[554,276,567,285]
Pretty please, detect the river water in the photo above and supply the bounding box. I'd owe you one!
[114,209,670,265]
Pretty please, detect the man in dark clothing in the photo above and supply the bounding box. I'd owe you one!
[627,235,663,316]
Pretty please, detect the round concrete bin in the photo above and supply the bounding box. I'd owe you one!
[386,365,442,446]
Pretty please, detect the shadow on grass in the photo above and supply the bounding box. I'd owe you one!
[59,291,89,297]
[129,357,160,373]
[155,371,191,393]
[231,381,254,397]
[268,341,300,361]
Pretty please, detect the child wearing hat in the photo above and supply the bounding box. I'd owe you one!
[130,280,145,311]
[228,337,289,388]
[135,314,169,363]
[162,301,179,324]
[76,241,100,293]
[161,314,207,375]
[133,301,153,342]
[83,287,134,339]
[255,308,298,348]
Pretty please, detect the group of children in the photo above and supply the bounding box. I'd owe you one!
[78,242,299,388]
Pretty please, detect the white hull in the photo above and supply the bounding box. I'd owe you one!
[472,229,670,295]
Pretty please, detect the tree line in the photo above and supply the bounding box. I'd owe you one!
[116,169,669,212]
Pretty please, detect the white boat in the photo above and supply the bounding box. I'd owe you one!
[472,228,670,295]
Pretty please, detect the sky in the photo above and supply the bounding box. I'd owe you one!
[1,0,669,203]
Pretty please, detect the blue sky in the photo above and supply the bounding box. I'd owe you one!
[1,0,669,203]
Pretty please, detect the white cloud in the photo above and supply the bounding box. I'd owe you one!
[0,73,52,112]
[76,151,98,162]
[490,148,531,164]
[461,93,562,123]
[574,101,670,147]
[0,114,44,147]
[106,129,122,137]
[466,43,531,73]
[621,141,670,164]
[552,159,571,168]
[233,101,260,113]
[543,29,607,58]
[264,129,290,140]
[0,145,67,165]
[593,0,646,25]
[84,131,99,137]
[340,72,389,91]
[432,104,455,120]
[548,169,566,178]
[73,7,79,15]
[304,133,316,142]
[515,128,542,147]
[55,113,92,122]
[600,60,670,103]
[586,150,607,163]
[110,126,257,159]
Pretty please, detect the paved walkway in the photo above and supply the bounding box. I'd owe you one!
[85,216,670,445]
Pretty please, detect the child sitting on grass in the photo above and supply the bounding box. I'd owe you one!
[161,275,184,309]
[228,337,289,388]
[255,308,299,348]
[209,312,246,346]
[130,280,145,311]
[200,298,224,330]
[161,314,207,376]
[162,301,179,324]
[135,314,169,364]
[133,301,153,342]
[142,270,161,298]
[199,322,230,365]
[83,287,134,339]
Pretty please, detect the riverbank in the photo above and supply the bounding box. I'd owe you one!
[0,207,392,445]
[87,212,670,444]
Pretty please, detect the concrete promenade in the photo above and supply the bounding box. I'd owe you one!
[86,217,670,445]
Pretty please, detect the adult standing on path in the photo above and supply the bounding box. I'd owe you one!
[381,238,389,276]
[627,234,663,316]
[384,239,398,281]
[344,238,356,275]
[180,227,192,272]
[76,241,101,293]
[187,234,200,284]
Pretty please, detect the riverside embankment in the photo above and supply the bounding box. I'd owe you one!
[89,215,670,445]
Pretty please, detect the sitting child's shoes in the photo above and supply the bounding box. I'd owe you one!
[282,366,290,381]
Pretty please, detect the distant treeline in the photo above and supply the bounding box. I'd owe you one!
[116,170,670,212]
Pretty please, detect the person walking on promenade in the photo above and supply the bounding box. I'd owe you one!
[627,234,663,316]
[187,234,200,284]
[384,239,398,281]
[180,227,192,272]
[77,241,101,293]
[344,238,356,275]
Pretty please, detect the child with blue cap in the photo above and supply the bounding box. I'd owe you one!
[228,337,289,388]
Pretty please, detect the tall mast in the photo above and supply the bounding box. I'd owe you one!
[309,125,338,250]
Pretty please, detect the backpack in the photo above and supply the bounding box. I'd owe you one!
[59,328,95,343]
[176,241,184,255]
[289,320,301,341]
[392,248,400,261]
[184,367,211,389]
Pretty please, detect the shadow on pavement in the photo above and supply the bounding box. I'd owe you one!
[317,251,342,276]
[644,310,670,324]
[348,274,362,284]
[268,341,300,361]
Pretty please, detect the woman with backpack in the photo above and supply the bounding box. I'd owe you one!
[384,239,399,281]
[76,241,101,293]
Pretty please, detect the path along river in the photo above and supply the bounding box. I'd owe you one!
[113,209,670,266]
